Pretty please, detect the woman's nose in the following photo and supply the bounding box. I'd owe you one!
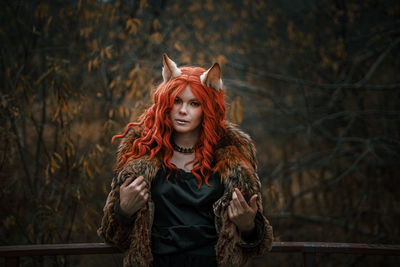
[179,104,187,114]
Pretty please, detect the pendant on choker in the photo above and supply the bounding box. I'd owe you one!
[171,141,194,154]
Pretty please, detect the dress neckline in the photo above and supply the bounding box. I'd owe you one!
[171,163,193,174]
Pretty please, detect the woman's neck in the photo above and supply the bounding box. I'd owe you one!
[171,131,200,148]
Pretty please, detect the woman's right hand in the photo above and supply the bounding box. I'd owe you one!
[119,175,149,216]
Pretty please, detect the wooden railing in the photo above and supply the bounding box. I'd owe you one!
[1,242,400,267]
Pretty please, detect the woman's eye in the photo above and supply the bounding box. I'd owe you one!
[174,98,181,104]
[191,102,200,107]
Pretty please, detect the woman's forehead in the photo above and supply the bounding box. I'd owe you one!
[176,85,198,100]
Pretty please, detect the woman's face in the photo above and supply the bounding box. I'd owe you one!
[170,85,203,135]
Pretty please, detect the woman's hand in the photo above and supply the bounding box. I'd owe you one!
[228,188,258,233]
[119,175,149,216]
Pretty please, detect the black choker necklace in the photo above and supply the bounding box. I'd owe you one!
[171,141,194,154]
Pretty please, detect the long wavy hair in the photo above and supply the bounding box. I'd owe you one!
[112,66,226,187]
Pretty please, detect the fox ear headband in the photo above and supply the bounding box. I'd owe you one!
[162,53,223,92]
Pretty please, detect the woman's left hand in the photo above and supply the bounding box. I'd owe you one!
[227,188,258,233]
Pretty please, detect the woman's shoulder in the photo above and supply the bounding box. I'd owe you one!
[218,121,255,152]
[223,121,254,144]
[215,121,257,167]
[115,124,144,158]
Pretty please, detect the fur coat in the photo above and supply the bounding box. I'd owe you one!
[97,122,273,266]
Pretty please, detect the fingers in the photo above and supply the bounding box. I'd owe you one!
[249,194,258,211]
[234,188,249,209]
[121,176,133,187]
[227,203,234,219]
[130,175,144,186]
[122,176,147,189]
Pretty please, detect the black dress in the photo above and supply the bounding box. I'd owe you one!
[150,166,224,267]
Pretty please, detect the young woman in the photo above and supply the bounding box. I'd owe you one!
[98,54,273,267]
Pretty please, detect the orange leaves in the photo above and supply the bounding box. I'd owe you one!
[88,56,98,72]
[267,16,276,28]
[84,160,94,179]
[151,32,163,44]
[152,19,162,31]
[193,18,205,30]
[125,18,142,35]
[3,216,16,230]
[80,26,93,39]
[230,96,243,124]
[100,45,113,60]
[36,3,49,19]
[286,21,313,48]
[217,55,227,66]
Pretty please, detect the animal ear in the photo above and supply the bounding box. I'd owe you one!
[162,53,182,82]
[200,63,223,91]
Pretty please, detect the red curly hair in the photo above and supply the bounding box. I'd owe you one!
[112,66,226,187]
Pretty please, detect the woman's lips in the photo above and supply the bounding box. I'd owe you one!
[176,119,189,125]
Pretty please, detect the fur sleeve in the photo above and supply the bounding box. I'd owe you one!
[214,122,273,266]
[97,127,141,251]
[97,171,134,251]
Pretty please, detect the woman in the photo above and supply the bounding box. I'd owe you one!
[98,54,273,267]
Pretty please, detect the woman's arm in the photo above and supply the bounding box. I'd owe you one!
[227,187,273,251]
[97,172,148,251]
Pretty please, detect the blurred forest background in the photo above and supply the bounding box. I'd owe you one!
[1,0,399,266]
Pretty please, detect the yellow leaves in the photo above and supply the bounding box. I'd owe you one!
[65,138,75,158]
[96,144,104,153]
[109,63,120,72]
[230,96,243,124]
[152,19,162,31]
[88,56,99,72]
[180,53,191,64]
[300,33,313,48]
[50,153,62,174]
[61,94,70,112]
[84,160,94,179]
[265,39,280,47]
[140,0,150,9]
[54,152,63,163]
[188,2,202,12]
[194,18,205,30]
[205,0,214,11]
[100,45,113,60]
[84,207,99,231]
[287,21,296,41]
[108,109,114,118]
[126,18,142,35]
[36,3,49,19]
[3,215,15,230]
[28,224,34,241]
[151,32,163,44]
[109,80,117,90]
[76,188,81,201]
[217,55,227,66]
[287,21,313,48]
[128,65,140,79]
[118,32,127,40]
[80,27,93,39]
[267,16,276,28]
[88,39,99,53]
[335,39,347,59]
[118,106,131,119]
[320,50,331,69]
[387,5,400,16]
[240,9,248,19]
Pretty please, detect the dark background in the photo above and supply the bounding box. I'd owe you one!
[1,0,399,266]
